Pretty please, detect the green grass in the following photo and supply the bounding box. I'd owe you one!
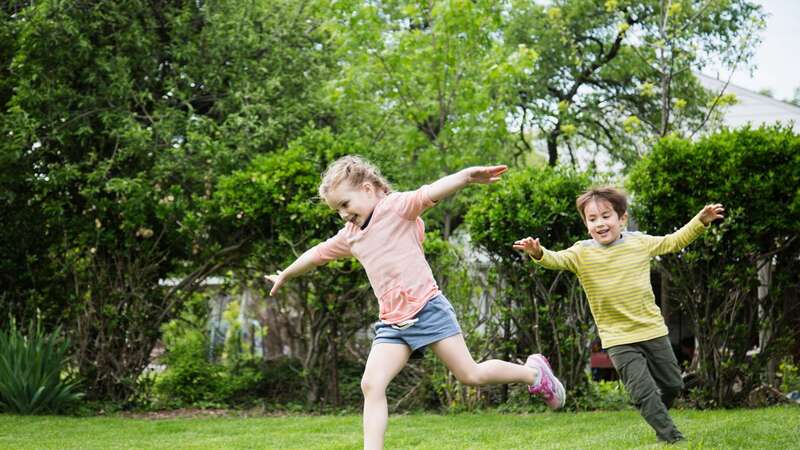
[0,407,798,449]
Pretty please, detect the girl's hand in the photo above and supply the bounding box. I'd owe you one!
[465,165,508,184]
[264,271,285,296]
[699,203,724,226]
[513,236,544,260]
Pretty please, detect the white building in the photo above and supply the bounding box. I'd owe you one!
[696,73,800,128]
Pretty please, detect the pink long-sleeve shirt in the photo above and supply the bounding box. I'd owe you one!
[311,186,440,324]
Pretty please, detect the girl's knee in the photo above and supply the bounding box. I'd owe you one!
[360,377,388,396]
[454,369,484,386]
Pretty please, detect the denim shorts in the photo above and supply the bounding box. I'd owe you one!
[373,294,462,356]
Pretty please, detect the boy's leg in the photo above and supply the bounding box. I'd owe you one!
[430,333,536,385]
[607,343,684,443]
[362,343,411,450]
[641,336,684,409]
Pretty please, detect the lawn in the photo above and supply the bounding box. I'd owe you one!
[0,406,798,449]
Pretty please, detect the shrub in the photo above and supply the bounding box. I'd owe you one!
[779,359,800,394]
[628,125,800,406]
[0,319,83,414]
[465,166,595,399]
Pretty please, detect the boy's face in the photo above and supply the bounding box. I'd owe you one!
[583,199,627,245]
[325,182,382,227]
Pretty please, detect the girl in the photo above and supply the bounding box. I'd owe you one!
[266,155,565,450]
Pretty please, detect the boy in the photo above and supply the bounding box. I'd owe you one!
[513,187,724,444]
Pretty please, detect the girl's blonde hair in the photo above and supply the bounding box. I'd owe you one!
[318,155,392,203]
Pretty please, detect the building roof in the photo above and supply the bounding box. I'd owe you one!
[696,73,800,128]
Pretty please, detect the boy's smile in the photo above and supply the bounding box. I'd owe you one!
[583,199,628,245]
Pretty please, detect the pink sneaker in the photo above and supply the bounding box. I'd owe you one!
[526,354,566,410]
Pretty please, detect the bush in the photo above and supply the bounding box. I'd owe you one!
[779,359,800,394]
[153,294,276,409]
[465,166,595,398]
[628,125,800,406]
[0,319,83,414]
[574,378,631,411]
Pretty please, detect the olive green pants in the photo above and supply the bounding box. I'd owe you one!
[607,336,685,443]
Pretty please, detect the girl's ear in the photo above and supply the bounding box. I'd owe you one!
[361,182,374,194]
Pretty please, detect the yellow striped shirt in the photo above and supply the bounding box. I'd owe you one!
[533,215,708,348]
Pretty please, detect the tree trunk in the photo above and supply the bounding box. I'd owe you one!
[757,257,776,386]
[546,126,560,166]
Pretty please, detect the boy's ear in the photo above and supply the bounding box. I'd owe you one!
[621,211,629,226]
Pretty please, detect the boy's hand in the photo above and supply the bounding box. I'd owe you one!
[698,203,725,226]
[264,271,285,296]
[465,165,508,185]
[513,236,544,260]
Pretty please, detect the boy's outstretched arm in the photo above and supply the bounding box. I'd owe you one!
[646,203,725,256]
[425,165,508,203]
[264,248,321,296]
[513,236,580,272]
[513,236,544,260]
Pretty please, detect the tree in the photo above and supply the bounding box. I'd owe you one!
[322,0,522,238]
[503,0,764,168]
[0,0,333,400]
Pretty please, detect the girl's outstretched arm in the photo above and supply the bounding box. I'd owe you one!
[264,248,321,296]
[426,165,508,203]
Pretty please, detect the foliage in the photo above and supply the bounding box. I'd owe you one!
[0,0,333,400]
[503,0,764,167]
[573,378,631,412]
[322,0,516,237]
[0,0,787,411]
[628,125,800,406]
[0,318,82,414]
[213,128,374,407]
[779,359,800,394]
[465,166,594,400]
[154,294,265,408]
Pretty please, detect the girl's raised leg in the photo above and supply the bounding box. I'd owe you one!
[431,333,565,409]
[430,333,537,385]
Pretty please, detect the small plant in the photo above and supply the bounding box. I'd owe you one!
[778,358,800,394]
[0,318,83,414]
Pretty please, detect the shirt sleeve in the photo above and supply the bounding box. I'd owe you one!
[389,185,437,220]
[532,243,581,273]
[641,215,708,257]
[312,227,352,264]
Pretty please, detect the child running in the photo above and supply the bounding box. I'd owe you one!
[513,186,724,444]
[266,155,565,450]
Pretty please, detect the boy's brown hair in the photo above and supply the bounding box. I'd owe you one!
[575,187,628,221]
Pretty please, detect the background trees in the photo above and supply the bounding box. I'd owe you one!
[0,0,333,400]
[2,0,795,410]
[503,0,764,167]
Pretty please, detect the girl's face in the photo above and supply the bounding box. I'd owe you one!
[325,182,383,227]
[583,199,628,245]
